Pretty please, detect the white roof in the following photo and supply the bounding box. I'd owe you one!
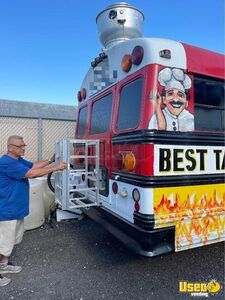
[81,37,186,100]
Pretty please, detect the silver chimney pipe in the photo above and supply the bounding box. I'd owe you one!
[96,2,144,49]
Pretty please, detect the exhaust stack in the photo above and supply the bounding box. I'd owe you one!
[96,2,144,49]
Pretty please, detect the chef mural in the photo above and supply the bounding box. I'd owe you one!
[148,67,194,131]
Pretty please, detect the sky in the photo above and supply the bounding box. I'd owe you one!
[0,0,224,106]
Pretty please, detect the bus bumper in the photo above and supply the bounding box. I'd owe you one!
[82,206,175,257]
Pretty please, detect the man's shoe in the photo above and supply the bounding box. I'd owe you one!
[0,262,22,274]
[0,275,11,287]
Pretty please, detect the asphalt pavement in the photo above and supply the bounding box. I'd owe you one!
[1,216,224,300]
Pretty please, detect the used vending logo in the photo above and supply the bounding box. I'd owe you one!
[179,280,221,297]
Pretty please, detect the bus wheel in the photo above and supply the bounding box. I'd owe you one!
[47,172,55,193]
[47,164,74,193]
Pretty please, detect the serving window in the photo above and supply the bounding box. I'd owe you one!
[194,75,225,131]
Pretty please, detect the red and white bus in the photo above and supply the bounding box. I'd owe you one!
[58,3,225,256]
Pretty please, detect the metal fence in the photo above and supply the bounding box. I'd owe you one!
[0,116,76,161]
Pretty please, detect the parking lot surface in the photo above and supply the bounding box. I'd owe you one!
[1,217,224,300]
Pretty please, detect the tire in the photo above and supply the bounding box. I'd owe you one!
[47,164,74,193]
[47,172,55,193]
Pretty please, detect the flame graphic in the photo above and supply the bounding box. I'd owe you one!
[154,189,225,250]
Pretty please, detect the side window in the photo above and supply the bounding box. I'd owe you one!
[117,78,143,130]
[194,76,225,131]
[77,106,88,137]
[90,94,113,134]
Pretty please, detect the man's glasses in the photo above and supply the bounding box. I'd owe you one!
[9,144,27,149]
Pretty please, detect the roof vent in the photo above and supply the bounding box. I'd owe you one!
[96,2,144,49]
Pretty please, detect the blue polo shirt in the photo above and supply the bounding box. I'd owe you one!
[0,155,33,221]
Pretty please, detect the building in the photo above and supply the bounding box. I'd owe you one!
[0,99,77,161]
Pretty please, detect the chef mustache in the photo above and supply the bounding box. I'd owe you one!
[168,100,185,107]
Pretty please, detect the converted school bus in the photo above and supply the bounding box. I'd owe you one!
[63,3,225,256]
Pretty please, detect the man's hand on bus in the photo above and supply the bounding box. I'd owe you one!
[55,162,67,171]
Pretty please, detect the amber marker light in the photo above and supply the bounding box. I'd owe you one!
[121,54,132,72]
[81,88,86,100]
[131,45,144,65]
[124,152,136,171]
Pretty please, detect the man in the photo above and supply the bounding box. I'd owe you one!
[0,135,67,286]
[148,67,194,131]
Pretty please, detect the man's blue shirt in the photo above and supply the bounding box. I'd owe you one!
[0,155,33,220]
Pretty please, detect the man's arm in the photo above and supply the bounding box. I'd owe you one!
[32,160,52,168]
[32,154,55,168]
[24,162,67,178]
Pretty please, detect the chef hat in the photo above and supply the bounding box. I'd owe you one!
[158,67,192,92]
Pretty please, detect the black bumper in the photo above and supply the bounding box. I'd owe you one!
[83,206,175,257]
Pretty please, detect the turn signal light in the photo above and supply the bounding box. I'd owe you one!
[121,54,132,72]
[131,46,144,65]
[124,152,136,172]
[77,88,87,102]
[121,45,144,72]
[81,88,86,100]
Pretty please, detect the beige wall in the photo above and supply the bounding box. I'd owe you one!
[0,117,76,161]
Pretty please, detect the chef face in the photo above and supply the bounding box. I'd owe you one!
[162,88,188,116]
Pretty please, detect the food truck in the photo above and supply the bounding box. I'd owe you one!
[51,3,225,256]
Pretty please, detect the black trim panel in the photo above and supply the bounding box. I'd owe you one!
[112,172,225,187]
[112,130,225,146]
[133,212,155,230]
[83,206,175,257]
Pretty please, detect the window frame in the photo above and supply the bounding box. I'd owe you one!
[194,75,225,131]
[116,76,143,132]
[76,105,88,138]
[89,92,113,135]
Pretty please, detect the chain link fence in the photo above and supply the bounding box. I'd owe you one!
[0,116,76,161]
